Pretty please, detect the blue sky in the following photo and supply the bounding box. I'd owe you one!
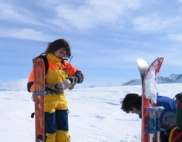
[0,0,182,86]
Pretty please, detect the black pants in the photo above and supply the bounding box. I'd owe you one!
[160,131,169,142]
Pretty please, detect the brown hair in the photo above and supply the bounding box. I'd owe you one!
[44,39,71,58]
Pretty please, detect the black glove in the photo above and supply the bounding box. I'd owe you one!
[74,71,84,83]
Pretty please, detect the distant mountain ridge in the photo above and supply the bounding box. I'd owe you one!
[122,74,182,86]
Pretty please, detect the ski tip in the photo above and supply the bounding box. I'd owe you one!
[159,57,164,62]
[136,58,149,67]
[137,58,146,62]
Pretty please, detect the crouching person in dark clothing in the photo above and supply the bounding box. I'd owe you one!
[120,93,177,142]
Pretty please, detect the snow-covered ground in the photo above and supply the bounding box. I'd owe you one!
[0,83,181,142]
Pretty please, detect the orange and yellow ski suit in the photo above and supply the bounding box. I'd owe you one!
[28,53,83,142]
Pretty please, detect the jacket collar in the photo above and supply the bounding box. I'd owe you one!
[47,53,61,63]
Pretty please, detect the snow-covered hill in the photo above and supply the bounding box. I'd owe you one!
[0,83,182,142]
[122,74,182,85]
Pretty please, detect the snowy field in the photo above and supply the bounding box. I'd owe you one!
[0,83,182,142]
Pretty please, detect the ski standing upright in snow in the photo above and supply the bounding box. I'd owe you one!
[33,58,46,142]
[137,57,164,142]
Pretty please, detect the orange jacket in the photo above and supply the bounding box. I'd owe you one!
[27,53,83,92]
[27,53,84,111]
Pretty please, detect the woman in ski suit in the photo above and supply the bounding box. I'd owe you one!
[27,39,84,142]
[120,93,177,142]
